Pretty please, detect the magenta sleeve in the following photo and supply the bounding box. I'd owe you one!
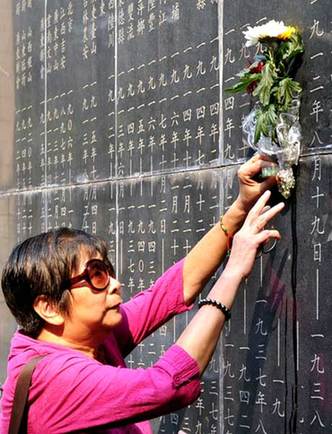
[27,345,201,432]
[112,258,193,355]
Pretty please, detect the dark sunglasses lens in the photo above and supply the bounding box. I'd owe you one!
[87,260,109,290]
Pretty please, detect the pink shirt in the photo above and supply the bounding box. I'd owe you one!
[0,259,201,433]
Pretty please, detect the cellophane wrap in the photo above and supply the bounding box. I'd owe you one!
[242,98,302,198]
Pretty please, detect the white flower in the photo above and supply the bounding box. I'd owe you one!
[243,20,288,47]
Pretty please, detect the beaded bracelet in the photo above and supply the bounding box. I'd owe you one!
[198,297,231,321]
[219,215,233,254]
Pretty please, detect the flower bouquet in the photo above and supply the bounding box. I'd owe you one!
[227,20,304,198]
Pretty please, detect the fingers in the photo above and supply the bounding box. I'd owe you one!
[262,205,271,213]
[253,153,274,162]
[238,155,278,197]
[250,152,272,163]
[256,229,281,245]
[259,201,285,224]
[237,155,280,214]
[252,202,284,233]
[259,175,277,191]
[247,190,272,220]
[245,192,284,233]
[239,154,277,179]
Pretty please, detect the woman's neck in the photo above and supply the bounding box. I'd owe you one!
[37,327,105,360]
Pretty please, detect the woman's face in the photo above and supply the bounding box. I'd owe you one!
[64,250,123,339]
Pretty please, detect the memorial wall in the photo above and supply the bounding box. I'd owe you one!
[0,1,331,432]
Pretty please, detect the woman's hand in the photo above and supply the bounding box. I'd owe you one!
[182,155,279,305]
[225,190,284,280]
[235,153,278,214]
[178,191,284,373]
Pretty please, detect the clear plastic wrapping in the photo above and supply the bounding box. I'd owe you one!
[242,98,301,198]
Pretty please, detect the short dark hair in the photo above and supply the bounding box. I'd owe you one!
[1,228,112,337]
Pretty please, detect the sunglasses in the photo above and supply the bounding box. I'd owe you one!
[68,259,115,292]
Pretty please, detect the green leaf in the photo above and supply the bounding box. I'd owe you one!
[254,105,278,143]
[225,73,262,94]
[276,78,302,110]
[252,62,277,106]
[281,33,304,62]
[254,109,264,143]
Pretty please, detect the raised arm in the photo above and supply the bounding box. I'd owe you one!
[178,190,284,373]
[183,154,278,305]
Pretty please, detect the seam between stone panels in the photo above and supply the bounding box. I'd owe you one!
[218,0,224,169]
[114,0,119,279]
[290,173,299,432]
[44,0,48,229]
[2,152,331,198]
[7,151,331,198]
[218,1,224,433]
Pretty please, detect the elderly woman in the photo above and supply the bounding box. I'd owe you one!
[0,155,284,433]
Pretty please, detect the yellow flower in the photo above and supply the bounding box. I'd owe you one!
[278,26,297,40]
[243,20,298,47]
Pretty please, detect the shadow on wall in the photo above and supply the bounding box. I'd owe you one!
[236,249,290,430]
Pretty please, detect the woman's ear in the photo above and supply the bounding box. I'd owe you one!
[33,295,65,326]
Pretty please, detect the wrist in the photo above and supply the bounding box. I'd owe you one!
[198,298,231,320]
[232,196,251,214]
[222,264,245,285]
[222,199,248,234]
[223,253,248,282]
[208,268,243,308]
